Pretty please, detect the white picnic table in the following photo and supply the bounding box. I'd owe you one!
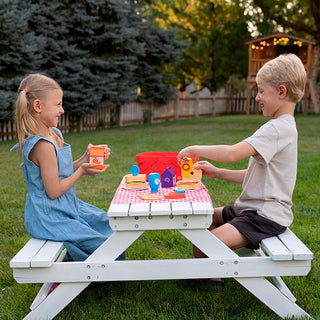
[10,178,314,319]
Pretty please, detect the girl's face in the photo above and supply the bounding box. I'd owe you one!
[255,82,282,118]
[39,89,64,128]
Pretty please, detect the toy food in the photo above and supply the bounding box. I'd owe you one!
[89,146,105,169]
[137,193,161,200]
[125,173,147,189]
[180,157,202,181]
[176,179,201,191]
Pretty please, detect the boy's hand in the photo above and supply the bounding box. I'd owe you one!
[194,161,219,179]
[177,146,197,164]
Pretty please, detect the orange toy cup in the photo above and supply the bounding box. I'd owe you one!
[90,146,105,169]
[180,157,202,181]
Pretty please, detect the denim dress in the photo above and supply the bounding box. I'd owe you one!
[18,129,119,261]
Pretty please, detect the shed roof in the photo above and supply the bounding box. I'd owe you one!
[246,32,317,45]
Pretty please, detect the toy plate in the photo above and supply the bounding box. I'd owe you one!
[174,187,200,191]
[122,186,148,191]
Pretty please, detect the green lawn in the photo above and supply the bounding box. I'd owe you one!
[0,114,319,319]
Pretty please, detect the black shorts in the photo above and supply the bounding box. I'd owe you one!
[222,205,287,249]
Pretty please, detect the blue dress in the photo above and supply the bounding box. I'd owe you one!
[16,128,120,261]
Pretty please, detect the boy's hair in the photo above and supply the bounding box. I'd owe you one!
[15,73,62,151]
[256,53,307,103]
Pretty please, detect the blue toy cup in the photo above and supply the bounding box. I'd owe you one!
[148,173,161,193]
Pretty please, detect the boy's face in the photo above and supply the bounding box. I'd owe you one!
[255,82,283,118]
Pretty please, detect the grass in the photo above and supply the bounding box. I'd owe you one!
[0,114,319,319]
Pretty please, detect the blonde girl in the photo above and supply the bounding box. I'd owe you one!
[13,73,123,261]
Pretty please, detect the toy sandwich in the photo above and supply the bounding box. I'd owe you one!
[125,174,147,189]
[176,179,201,191]
[125,165,147,189]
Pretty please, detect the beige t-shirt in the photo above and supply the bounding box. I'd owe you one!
[234,115,297,226]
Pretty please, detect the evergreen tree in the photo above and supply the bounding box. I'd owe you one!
[0,0,184,121]
[0,0,40,119]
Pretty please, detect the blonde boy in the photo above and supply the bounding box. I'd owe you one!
[178,54,307,258]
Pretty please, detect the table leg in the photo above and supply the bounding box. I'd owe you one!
[179,229,312,319]
[179,229,238,258]
[88,230,144,262]
[23,231,144,320]
[24,282,90,320]
[236,277,311,319]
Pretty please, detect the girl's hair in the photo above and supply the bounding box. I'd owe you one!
[15,74,62,150]
[256,53,307,103]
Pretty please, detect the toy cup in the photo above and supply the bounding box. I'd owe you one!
[148,173,161,193]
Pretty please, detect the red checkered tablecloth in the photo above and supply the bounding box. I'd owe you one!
[111,182,212,204]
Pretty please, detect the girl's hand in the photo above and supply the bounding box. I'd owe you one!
[102,145,111,160]
[80,163,110,176]
[89,144,111,160]
[193,161,220,179]
[81,144,92,163]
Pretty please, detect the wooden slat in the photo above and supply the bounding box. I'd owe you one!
[31,241,65,267]
[278,229,314,261]
[171,202,192,215]
[191,202,213,215]
[107,203,130,217]
[261,229,314,261]
[129,203,150,216]
[150,202,171,216]
[261,236,293,261]
[10,238,47,268]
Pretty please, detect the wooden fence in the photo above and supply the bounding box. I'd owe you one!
[1,87,316,141]
[1,95,225,141]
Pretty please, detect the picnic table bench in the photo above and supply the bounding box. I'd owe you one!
[10,180,314,319]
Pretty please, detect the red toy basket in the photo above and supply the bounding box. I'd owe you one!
[136,152,181,181]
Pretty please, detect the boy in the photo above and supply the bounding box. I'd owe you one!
[177,54,307,257]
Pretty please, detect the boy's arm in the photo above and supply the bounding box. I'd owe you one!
[178,141,256,163]
[214,168,247,184]
[194,161,247,184]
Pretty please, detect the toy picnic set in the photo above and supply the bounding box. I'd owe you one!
[124,152,203,201]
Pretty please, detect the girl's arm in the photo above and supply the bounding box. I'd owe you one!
[73,144,91,171]
[29,140,108,200]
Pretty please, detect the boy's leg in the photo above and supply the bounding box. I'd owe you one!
[193,206,251,257]
[211,223,251,250]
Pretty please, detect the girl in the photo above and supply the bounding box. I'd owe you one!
[13,73,122,261]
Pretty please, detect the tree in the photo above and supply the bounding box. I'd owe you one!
[0,0,40,120]
[244,0,320,83]
[247,0,320,43]
[0,0,184,122]
[146,0,250,93]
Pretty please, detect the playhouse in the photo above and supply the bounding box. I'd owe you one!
[246,32,319,114]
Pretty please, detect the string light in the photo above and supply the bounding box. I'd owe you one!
[251,37,303,50]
